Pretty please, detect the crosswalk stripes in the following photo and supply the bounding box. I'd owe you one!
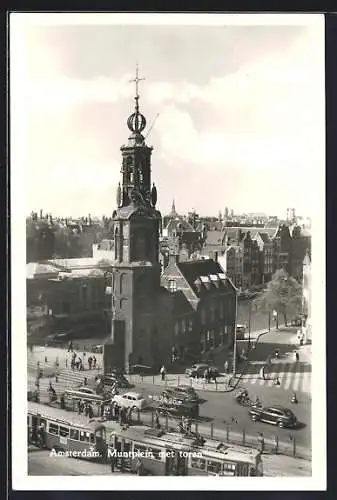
[239,362,311,393]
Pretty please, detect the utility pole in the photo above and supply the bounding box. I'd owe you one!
[232,290,238,376]
[248,299,252,348]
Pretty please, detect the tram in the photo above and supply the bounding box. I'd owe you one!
[27,402,263,476]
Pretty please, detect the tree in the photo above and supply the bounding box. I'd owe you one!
[253,269,302,327]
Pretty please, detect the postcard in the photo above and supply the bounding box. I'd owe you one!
[10,12,326,491]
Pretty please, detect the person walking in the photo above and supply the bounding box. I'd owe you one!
[93,356,97,369]
[110,453,117,473]
[257,432,265,453]
[160,365,166,381]
[224,360,229,374]
[135,457,143,476]
[260,365,266,380]
[204,368,209,384]
[155,410,160,429]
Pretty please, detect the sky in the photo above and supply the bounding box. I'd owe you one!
[11,14,325,219]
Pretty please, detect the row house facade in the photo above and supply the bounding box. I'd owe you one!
[161,256,237,361]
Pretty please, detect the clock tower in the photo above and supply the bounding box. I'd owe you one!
[104,66,162,374]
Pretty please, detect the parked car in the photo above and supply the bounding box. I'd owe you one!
[63,386,109,403]
[162,386,200,404]
[130,364,155,375]
[45,332,71,347]
[185,364,219,379]
[291,315,305,327]
[249,405,298,428]
[112,391,148,410]
[99,373,131,389]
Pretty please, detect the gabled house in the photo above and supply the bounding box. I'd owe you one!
[161,256,237,358]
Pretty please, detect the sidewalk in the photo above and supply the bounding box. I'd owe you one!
[262,453,311,476]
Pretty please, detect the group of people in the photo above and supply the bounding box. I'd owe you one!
[203,367,217,383]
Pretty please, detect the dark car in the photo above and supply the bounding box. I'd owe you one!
[249,405,298,428]
[100,373,131,389]
[45,332,71,346]
[157,400,199,418]
[162,386,200,404]
[185,363,219,379]
[130,364,155,375]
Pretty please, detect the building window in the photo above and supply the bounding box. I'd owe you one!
[188,319,193,332]
[181,319,186,334]
[168,279,177,293]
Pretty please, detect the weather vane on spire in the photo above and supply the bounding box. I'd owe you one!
[129,64,145,111]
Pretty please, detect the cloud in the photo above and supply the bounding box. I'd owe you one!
[15,22,324,217]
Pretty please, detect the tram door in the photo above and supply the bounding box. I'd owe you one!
[94,427,107,459]
[165,450,187,476]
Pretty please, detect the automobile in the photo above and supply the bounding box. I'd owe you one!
[130,364,155,375]
[99,373,131,389]
[162,386,200,404]
[185,363,219,379]
[291,315,304,327]
[157,400,199,418]
[236,324,246,340]
[249,405,298,428]
[45,332,71,347]
[63,386,110,403]
[112,391,148,410]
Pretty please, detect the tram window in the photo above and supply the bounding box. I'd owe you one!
[40,418,46,428]
[90,433,95,444]
[148,447,162,460]
[190,457,206,471]
[48,423,59,435]
[223,462,236,472]
[70,429,79,441]
[80,431,90,443]
[134,445,147,456]
[59,426,70,438]
[207,460,222,474]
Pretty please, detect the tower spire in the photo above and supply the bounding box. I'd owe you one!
[127,65,147,135]
[129,63,145,114]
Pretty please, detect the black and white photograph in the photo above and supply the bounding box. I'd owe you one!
[10,12,325,490]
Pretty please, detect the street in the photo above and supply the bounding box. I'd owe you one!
[27,327,311,457]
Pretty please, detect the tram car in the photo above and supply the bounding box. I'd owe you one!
[27,401,263,476]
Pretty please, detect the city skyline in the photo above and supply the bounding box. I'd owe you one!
[11,14,324,219]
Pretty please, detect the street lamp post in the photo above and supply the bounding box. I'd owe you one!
[232,290,238,376]
[248,300,252,349]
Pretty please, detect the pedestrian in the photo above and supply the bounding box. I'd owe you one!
[45,356,48,363]
[88,356,92,370]
[204,368,209,384]
[295,352,300,362]
[224,360,229,374]
[127,407,132,424]
[160,365,166,381]
[110,453,116,473]
[100,401,105,418]
[55,374,58,383]
[93,356,97,369]
[84,376,88,386]
[257,432,265,453]
[155,410,160,429]
[260,366,266,380]
[135,457,143,476]
[60,394,65,409]
[274,376,280,386]
[65,358,68,368]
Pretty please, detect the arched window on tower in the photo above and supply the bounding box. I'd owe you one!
[114,228,119,260]
[125,157,133,183]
